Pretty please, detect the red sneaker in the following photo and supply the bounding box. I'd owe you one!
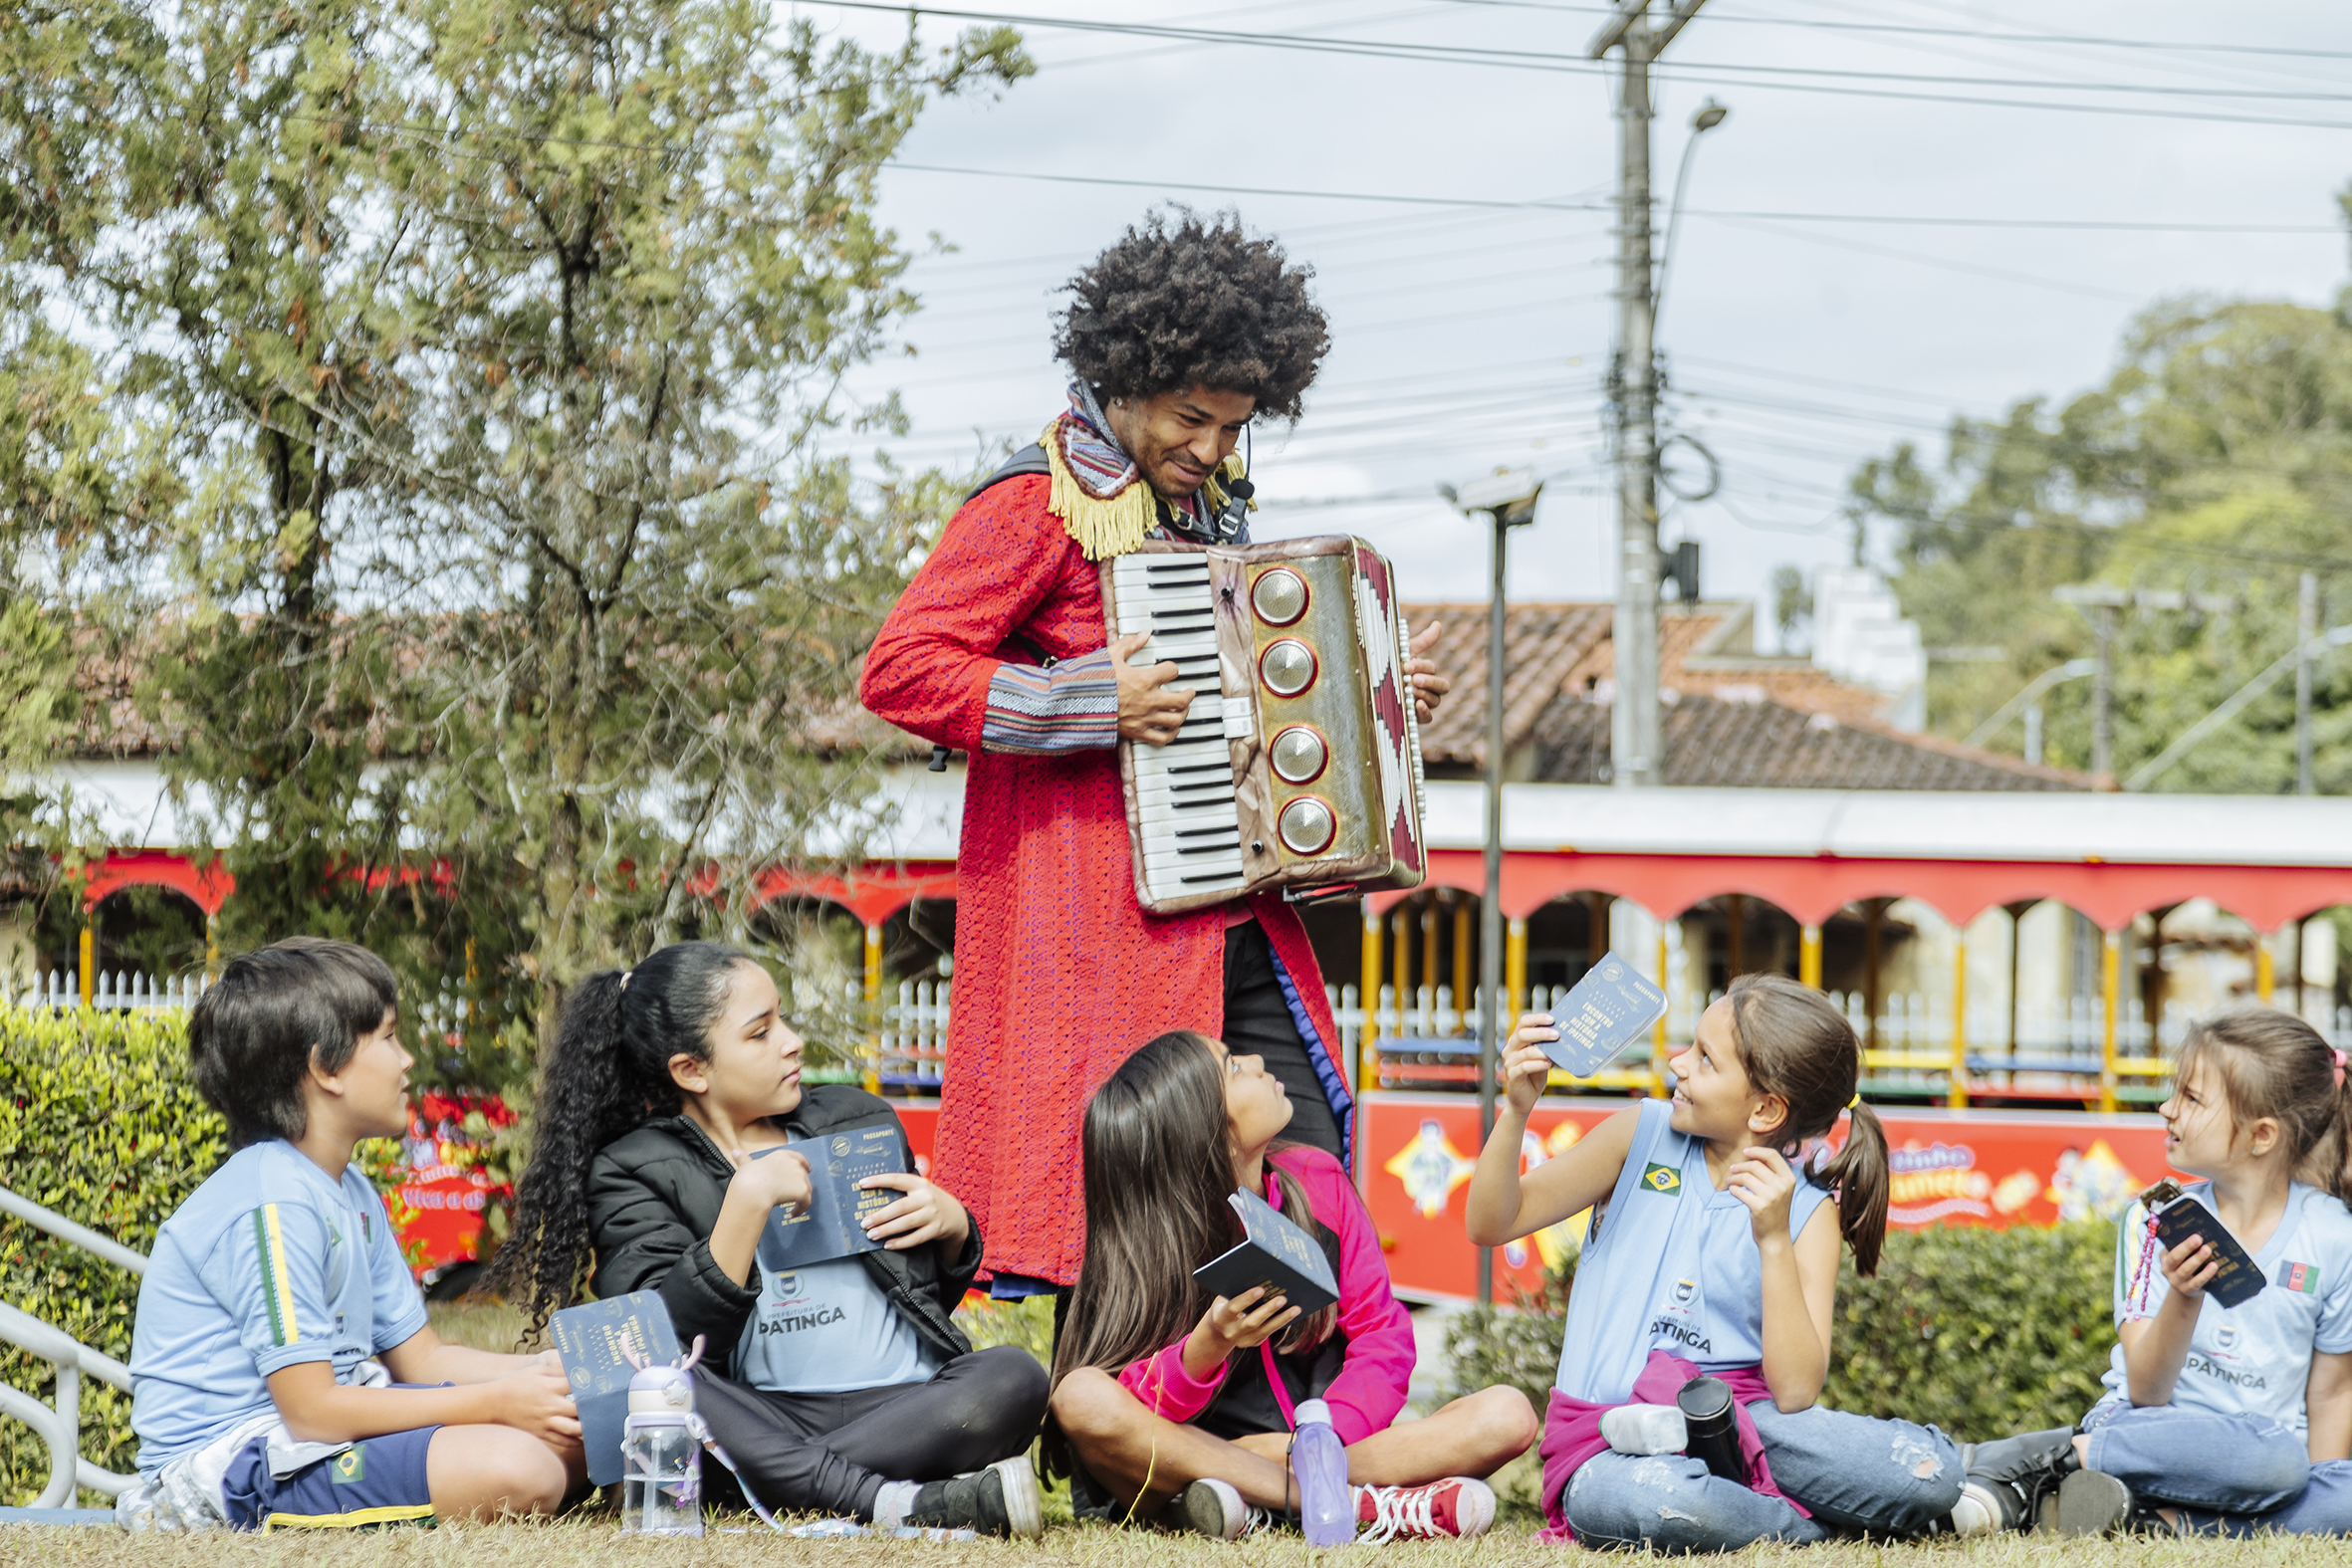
[1353,1476,1497,1541]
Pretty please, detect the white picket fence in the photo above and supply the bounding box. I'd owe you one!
[24,966,2352,1093]
[14,969,209,1012]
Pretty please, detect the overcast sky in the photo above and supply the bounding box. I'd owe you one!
[814,0,2352,645]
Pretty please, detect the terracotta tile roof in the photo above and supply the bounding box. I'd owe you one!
[1406,603,1613,770]
[1407,598,2091,790]
[66,631,175,760]
[1531,689,2088,790]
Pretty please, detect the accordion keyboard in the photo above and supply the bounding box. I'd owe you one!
[1109,552,1249,905]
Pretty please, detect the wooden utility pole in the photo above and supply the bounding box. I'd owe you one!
[1591,0,1707,787]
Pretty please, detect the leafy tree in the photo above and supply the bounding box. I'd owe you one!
[313,0,1028,1047]
[0,0,181,938]
[3,0,1029,1079]
[1846,293,2352,791]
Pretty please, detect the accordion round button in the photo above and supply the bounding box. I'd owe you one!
[1278,796,1336,856]
[1251,567,1308,626]
[1261,638,1317,697]
[1270,725,1328,784]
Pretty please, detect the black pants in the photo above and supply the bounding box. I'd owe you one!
[692,1345,1049,1518]
[1222,919,1344,1160]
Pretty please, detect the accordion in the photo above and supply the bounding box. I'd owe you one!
[1102,537,1429,915]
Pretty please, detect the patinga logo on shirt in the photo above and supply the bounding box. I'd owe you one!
[1641,1162,1682,1196]
[2282,1261,2321,1294]
[1673,1277,1698,1306]
[757,1271,845,1335]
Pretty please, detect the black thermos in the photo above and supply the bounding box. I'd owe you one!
[1677,1375,1749,1484]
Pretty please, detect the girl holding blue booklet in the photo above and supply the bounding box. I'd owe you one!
[497,940,1048,1536]
[1051,1029,1537,1541]
[1467,974,1963,1550]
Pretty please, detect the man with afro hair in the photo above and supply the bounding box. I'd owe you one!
[861,211,1447,1299]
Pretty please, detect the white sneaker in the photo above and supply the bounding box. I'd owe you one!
[1950,1484,2002,1536]
[1176,1477,1249,1539]
[1600,1403,1689,1456]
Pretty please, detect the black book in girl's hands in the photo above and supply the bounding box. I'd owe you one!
[1540,954,1671,1077]
[2140,1179,2266,1309]
[1192,1188,1340,1316]
[754,1123,909,1272]
[550,1291,681,1486]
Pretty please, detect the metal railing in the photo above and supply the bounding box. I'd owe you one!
[0,1187,144,1506]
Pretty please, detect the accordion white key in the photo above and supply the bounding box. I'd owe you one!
[1102,537,1429,916]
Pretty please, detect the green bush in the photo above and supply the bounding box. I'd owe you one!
[1444,1219,2121,1443]
[0,1004,226,1504]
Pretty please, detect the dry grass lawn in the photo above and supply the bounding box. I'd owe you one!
[23,1305,2328,1563]
[6,1517,2352,1567]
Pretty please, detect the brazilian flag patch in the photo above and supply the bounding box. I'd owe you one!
[1641,1162,1682,1196]
[330,1447,366,1485]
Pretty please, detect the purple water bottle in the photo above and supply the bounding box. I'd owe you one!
[1292,1399,1354,1546]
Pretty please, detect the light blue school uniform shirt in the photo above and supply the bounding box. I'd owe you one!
[130,1140,429,1474]
[2096,1179,2352,1436]
[730,1258,939,1395]
[1555,1098,1834,1402]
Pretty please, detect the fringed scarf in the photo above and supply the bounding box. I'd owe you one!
[1043,381,1253,560]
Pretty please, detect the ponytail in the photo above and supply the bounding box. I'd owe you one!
[491,941,756,1332]
[1723,973,1889,1276]
[1817,1101,1890,1277]
[2324,1046,2352,1205]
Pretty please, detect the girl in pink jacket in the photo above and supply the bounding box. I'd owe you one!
[1050,1029,1536,1540]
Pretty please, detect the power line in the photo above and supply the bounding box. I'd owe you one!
[1698,214,2145,303]
[1693,461,2352,574]
[1690,212,2337,234]
[823,0,2352,93]
[889,161,1597,210]
[802,2,2352,129]
[889,165,2338,236]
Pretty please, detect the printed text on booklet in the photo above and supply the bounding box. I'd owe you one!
[1540,955,1671,1077]
[755,1124,908,1271]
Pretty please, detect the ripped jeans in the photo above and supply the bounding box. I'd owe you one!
[1562,1402,1963,1553]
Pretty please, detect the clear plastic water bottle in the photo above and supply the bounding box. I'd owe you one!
[621,1363,704,1535]
[1292,1398,1354,1546]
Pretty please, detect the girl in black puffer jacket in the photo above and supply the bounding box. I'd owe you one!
[493,940,1048,1535]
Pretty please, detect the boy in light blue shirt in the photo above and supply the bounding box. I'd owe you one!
[126,938,583,1529]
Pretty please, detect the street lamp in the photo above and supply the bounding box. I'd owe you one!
[1655,98,1729,334]
[1441,467,1542,1305]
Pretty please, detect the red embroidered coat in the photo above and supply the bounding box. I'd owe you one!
[860,475,1351,1287]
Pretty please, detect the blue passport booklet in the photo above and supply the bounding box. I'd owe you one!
[1541,953,1670,1077]
[1191,1188,1340,1317]
[754,1122,909,1272]
[550,1291,681,1486]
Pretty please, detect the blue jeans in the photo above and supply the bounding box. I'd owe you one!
[2081,1400,2345,1531]
[1562,1402,1963,1552]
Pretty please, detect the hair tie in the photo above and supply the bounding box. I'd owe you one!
[1847,1092,1862,1111]
[619,970,632,992]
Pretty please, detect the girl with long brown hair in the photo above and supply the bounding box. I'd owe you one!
[1051,1030,1536,1541]
[1468,973,1960,1549]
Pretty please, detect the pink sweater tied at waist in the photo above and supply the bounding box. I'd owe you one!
[1538,1350,1807,1542]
